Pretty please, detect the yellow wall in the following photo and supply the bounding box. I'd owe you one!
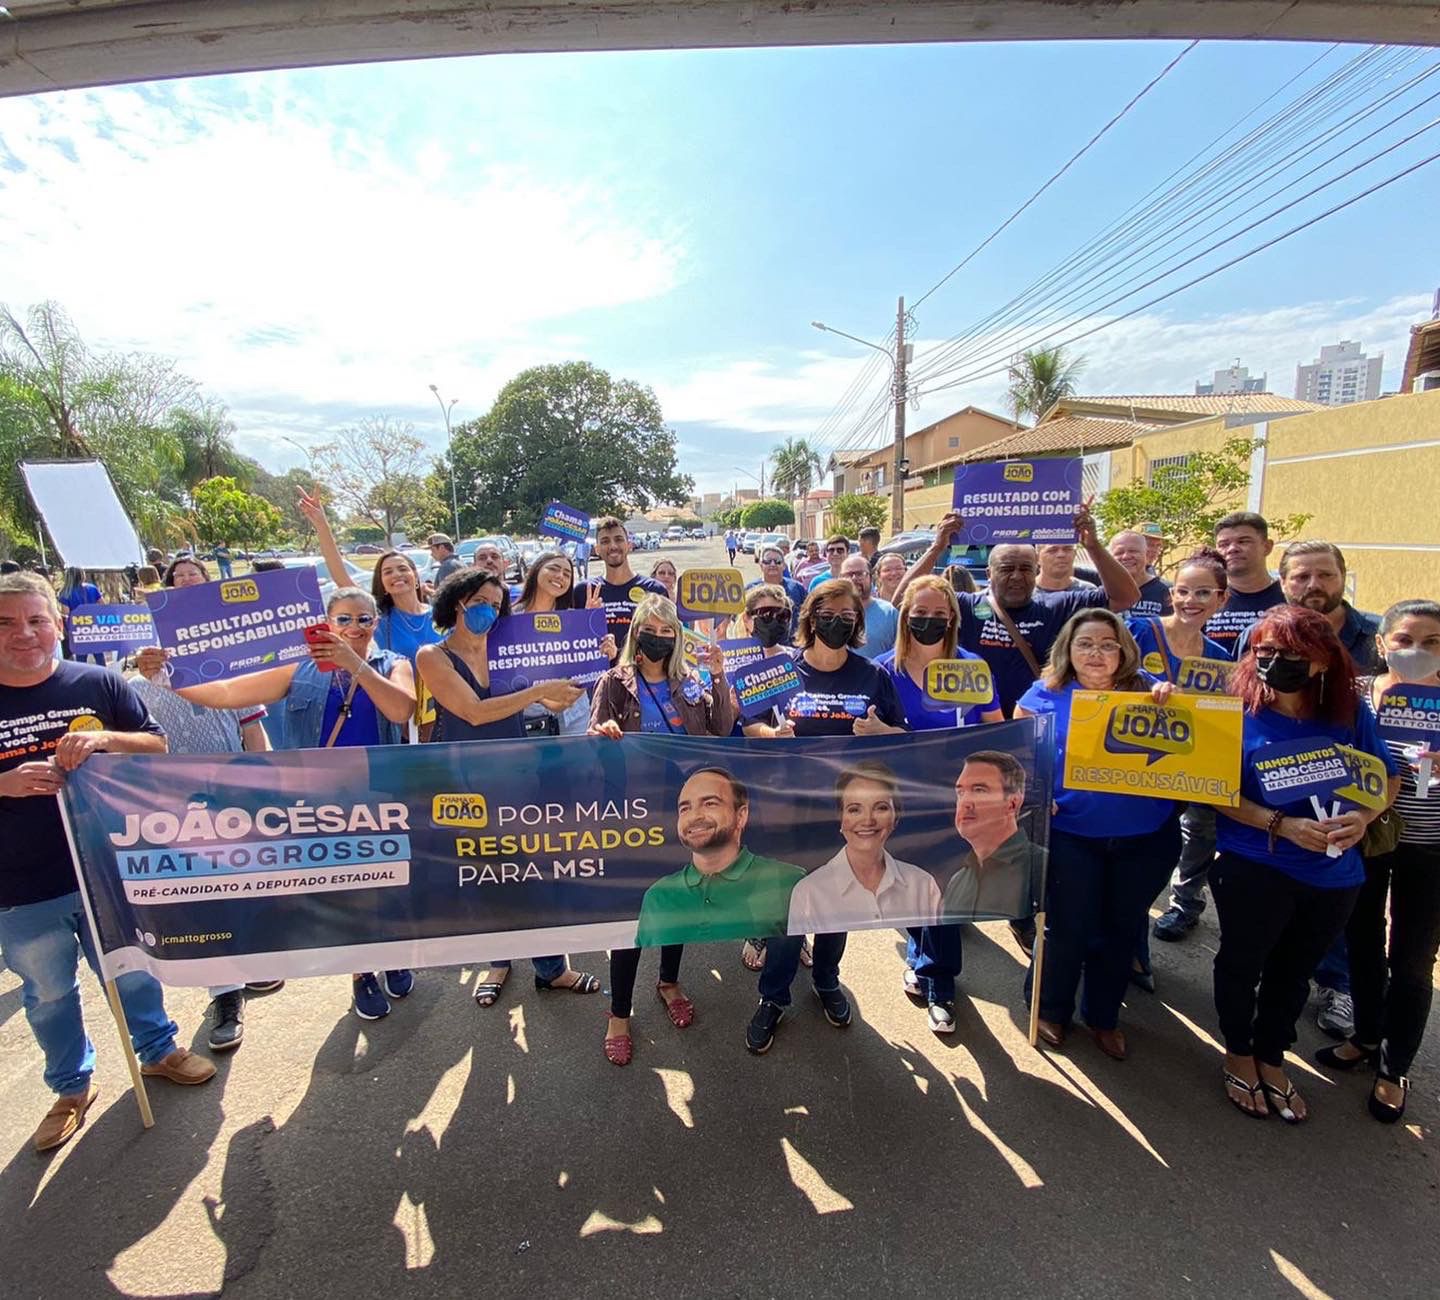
[1122,393,1440,611]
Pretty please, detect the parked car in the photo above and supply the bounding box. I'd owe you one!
[740,531,762,554]
[352,542,385,555]
[665,525,686,541]
[875,533,992,584]
[689,527,706,539]
[754,532,788,561]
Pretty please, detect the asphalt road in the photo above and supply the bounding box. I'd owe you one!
[3,540,1436,1298]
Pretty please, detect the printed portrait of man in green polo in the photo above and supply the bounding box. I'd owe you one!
[634,767,805,947]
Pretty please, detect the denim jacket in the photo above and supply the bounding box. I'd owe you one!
[275,648,405,750]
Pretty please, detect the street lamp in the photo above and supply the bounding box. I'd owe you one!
[428,383,461,539]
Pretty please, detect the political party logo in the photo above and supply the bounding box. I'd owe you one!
[67,714,104,732]
[533,614,563,634]
[1103,701,1194,765]
[432,794,488,829]
[1002,463,1035,482]
[219,578,260,603]
[628,586,646,603]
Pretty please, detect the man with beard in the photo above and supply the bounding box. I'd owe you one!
[1235,540,1381,673]
[634,768,804,947]
[941,751,1044,922]
[590,516,667,656]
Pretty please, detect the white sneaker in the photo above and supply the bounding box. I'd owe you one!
[1316,987,1354,1040]
[927,1003,956,1035]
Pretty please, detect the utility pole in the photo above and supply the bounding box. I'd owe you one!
[891,295,908,535]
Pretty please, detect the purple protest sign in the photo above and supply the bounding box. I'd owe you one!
[732,654,804,720]
[144,568,324,688]
[66,603,158,656]
[538,501,592,544]
[1252,738,1350,805]
[951,457,1083,544]
[487,608,610,690]
[717,637,765,675]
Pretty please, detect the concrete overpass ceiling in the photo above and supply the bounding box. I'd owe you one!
[2,1,1439,98]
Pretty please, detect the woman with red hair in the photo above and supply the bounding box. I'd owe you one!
[1214,606,1400,1123]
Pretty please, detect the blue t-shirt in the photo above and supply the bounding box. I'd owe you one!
[784,650,907,737]
[376,606,443,667]
[875,648,998,729]
[1016,677,1176,837]
[319,675,382,748]
[1204,580,1285,659]
[60,583,102,612]
[1127,617,1228,685]
[1217,704,1400,888]
[637,675,684,733]
[1130,575,1173,619]
[746,575,807,611]
[959,587,1111,716]
[596,575,668,652]
[856,599,899,660]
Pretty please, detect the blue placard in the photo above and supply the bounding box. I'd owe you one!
[1376,683,1440,749]
[67,603,158,656]
[717,637,766,676]
[144,568,324,688]
[731,655,804,719]
[538,501,592,544]
[950,457,1083,544]
[1252,738,1350,805]
[486,608,610,690]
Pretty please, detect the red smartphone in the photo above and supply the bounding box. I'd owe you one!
[303,621,338,672]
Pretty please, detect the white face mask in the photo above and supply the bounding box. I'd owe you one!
[1385,646,1440,683]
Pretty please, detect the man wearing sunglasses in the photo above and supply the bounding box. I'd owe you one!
[747,546,807,612]
[806,535,854,592]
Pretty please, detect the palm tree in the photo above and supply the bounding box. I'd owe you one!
[1006,346,1085,425]
[770,436,824,500]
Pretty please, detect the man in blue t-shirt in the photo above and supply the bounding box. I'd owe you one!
[840,553,898,659]
[1109,530,1172,618]
[908,507,1140,717]
[591,515,668,654]
[748,545,808,611]
[0,574,216,1153]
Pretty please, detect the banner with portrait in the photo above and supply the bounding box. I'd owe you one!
[60,720,1054,987]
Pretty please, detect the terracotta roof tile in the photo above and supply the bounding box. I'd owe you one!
[1049,393,1322,419]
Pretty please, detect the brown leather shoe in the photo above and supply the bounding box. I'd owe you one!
[140,1047,216,1085]
[33,1082,99,1152]
[1036,1019,1067,1048]
[1092,1027,1128,1061]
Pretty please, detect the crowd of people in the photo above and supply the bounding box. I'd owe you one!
[0,498,1436,1155]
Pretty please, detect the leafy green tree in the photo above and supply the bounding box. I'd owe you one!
[1094,436,1311,564]
[1006,346,1085,424]
[830,492,889,537]
[671,515,703,530]
[770,436,824,501]
[190,476,284,550]
[249,463,326,544]
[446,362,693,532]
[712,506,744,529]
[740,498,795,529]
[169,402,251,491]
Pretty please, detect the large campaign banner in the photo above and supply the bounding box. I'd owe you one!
[144,569,325,688]
[61,720,1054,986]
[950,457,1082,544]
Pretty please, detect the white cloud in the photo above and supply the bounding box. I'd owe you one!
[0,78,685,464]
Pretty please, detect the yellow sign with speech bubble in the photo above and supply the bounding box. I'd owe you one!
[1064,690,1243,807]
[923,658,995,707]
[676,567,746,617]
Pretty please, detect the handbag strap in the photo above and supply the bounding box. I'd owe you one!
[990,599,1043,679]
[1149,617,1177,684]
[323,675,361,748]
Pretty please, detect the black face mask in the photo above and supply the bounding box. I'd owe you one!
[814,614,854,649]
[751,613,790,647]
[1255,653,1314,694]
[907,616,949,646]
[635,632,676,663]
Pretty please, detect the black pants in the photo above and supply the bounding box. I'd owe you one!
[1346,841,1440,1078]
[1211,852,1361,1065]
[608,945,683,1018]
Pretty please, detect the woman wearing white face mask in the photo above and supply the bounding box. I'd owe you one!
[1317,599,1440,1123]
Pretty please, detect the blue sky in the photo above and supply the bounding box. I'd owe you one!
[1,39,1435,497]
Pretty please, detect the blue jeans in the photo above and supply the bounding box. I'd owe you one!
[0,891,179,1096]
[905,925,963,1003]
[758,932,846,1005]
[1029,820,1181,1031]
[489,955,567,982]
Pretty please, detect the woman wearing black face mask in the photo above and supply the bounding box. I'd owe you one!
[875,575,1003,1034]
[1213,605,1400,1123]
[588,594,736,1065]
[745,579,910,1055]
[1321,599,1440,1123]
